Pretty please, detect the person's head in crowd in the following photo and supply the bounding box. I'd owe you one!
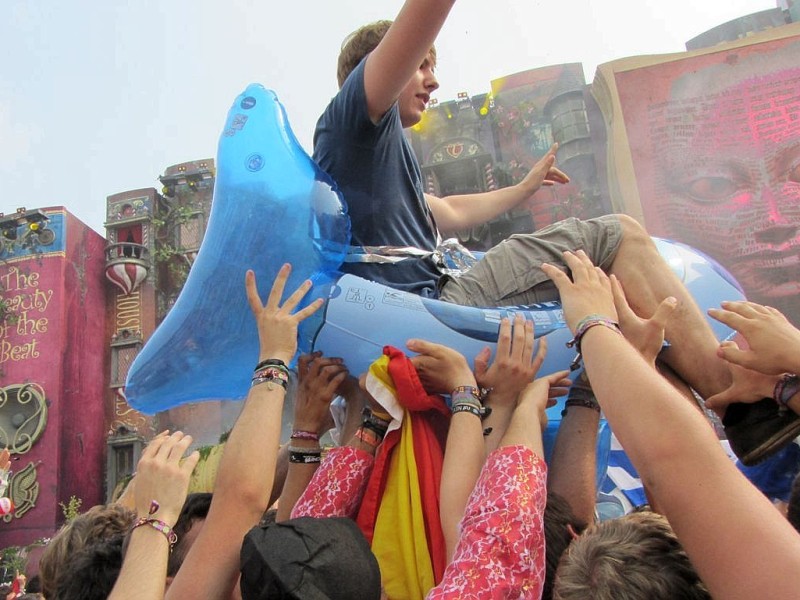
[336,20,438,101]
[554,511,710,599]
[240,516,381,600]
[38,503,135,599]
[166,492,213,586]
[542,492,588,600]
[51,536,124,600]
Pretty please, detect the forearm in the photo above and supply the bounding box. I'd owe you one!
[480,400,514,456]
[108,528,170,600]
[581,326,800,598]
[432,183,533,234]
[166,383,285,600]
[214,383,285,513]
[440,412,485,560]
[547,406,600,526]
[276,440,320,522]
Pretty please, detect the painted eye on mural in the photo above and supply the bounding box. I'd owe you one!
[683,176,741,203]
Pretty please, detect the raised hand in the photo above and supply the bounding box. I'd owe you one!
[611,274,676,366]
[704,340,783,412]
[474,314,546,406]
[133,431,200,526]
[519,144,570,196]
[407,339,476,394]
[515,370,573,428]
[293,352,349,435]
[245,264,324,365]
[708,301,800,375]
[541,250,617,332]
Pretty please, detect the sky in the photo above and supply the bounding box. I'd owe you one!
[1,0,777,236]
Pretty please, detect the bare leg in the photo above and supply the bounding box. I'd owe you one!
[608,215,732,399]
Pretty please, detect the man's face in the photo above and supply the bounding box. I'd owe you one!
[655,72,800,312]
[398,53,438,128]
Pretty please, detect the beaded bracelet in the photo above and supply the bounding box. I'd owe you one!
[451,385,483,403]
[252,367,289,390]
[774,374,800,408]
[291,430,320,442]
[131,517,178,550]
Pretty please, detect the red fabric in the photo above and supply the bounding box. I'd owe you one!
[355,345,450,584]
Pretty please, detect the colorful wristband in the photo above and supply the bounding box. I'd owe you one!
[774,373,800,408]
[291,430,320,442]
[131,517,178,550]
[289,451,322,464]
[566,315,622,371]
[255,358,288,372]
[355,426,383,448]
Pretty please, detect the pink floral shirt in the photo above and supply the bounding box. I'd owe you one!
[291,445,374,519]
[292,445,547,599]
[428,446,548,599]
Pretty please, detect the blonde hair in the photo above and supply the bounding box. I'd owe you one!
[554,511,709,600]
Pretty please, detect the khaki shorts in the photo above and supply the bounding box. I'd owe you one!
[438,215,623,306]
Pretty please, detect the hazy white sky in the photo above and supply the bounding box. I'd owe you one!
[1,0,776,235]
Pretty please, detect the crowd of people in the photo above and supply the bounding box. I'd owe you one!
[4,0,800,597]
[16,255,800,599]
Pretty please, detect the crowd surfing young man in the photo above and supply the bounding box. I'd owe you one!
[311,0,800,464]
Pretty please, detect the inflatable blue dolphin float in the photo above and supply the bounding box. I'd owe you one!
[125,84,745,417]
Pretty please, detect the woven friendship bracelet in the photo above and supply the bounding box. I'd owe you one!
[451,385,483,402]
[291,430,320,442]
[566,315,622,371]
[131,517,178,550]
[774,374,800,408]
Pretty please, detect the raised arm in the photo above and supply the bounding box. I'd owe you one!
[363,0,455,123]
[108,431,199,600]
[276,352,348,522]
[407,336,482,560]
[542,250,800,600]
[166,264,322,600]
[425,145,569,234]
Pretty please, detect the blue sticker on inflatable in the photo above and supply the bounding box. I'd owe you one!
[125,85,746,418]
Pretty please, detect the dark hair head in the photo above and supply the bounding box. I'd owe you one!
[167,493,213,577]
[51,536,124,600]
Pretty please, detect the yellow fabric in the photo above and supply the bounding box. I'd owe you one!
[372,409,435,600]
